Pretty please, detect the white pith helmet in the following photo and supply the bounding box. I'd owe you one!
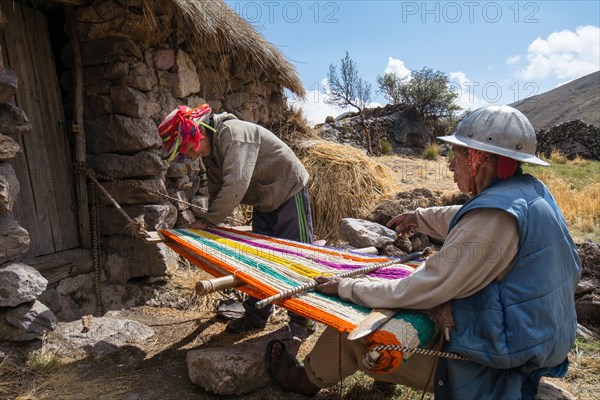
[438,105,549,166]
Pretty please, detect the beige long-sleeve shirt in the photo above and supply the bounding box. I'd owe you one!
[338,206,519,309]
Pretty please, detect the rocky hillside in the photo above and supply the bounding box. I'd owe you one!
[511,70,600,129]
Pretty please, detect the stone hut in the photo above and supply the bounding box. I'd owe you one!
[0,0,304,338]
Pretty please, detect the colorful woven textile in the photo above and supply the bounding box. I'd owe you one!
[160,227,436,371]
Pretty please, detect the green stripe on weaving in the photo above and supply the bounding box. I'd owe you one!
[294,192,310,243]
[176,229,302,288]
[314,293,435,345]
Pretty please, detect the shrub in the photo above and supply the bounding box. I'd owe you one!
[423,143,440,160]
[549,148,568,164]
[380,139,393,155]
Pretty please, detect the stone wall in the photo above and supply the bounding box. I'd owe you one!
[536,119,600,161]
[0,1,290,327]
[315,104,432,155]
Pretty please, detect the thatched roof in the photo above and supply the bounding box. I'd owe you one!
[43,0,305,96]
[153,0,305,97]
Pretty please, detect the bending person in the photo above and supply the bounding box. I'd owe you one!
[159,104,315,339]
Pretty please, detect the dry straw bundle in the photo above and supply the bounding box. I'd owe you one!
[297,140,399,244]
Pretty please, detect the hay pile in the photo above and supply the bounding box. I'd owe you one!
[297,140,399,244]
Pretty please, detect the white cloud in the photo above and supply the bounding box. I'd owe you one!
[506,55,521,65]
[517,25,600,80]
[293,86,346,126]
[384,57,411,79]
[448,71,488,111]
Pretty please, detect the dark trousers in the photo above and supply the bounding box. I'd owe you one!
[244,187,313,325]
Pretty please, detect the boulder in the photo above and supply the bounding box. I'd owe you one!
[103,236,177,279]
[0,162,19,213]
[0,262,48,307]
[0,214,30,263]
[187,330,297,395]
[99,178,168,205]
[89,151,166,180]
[339,218,397,248]
[0,103,32,135]
[534,380,576,400]
[0,300,57,341]
[110,85,160,118]
[85,115,161,154]
[0,68,18,102]
[0,133,21,160]
[99,203,177,236]
[47,315,154,359]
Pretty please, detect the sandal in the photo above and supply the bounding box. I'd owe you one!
[265,339,300,392]
[265,339,320,396]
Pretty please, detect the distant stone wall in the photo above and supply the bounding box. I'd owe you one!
[315,104,432,155]
[536,120,600,161]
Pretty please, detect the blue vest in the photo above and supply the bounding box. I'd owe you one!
[437,174,581,398]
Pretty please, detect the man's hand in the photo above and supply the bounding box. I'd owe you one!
[387,212,417,237]
[190,220,209,230]
[314,275,342,297]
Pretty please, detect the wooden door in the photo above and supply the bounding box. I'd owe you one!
[1,2,80,257]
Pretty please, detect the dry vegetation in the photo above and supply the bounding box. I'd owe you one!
[297,140,399,243]
[525,150,600,242]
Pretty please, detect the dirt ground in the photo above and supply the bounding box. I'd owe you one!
[378,155,456,192]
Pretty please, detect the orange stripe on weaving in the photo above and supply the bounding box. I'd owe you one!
[216,226,392,263]
[163,242,269,301]
[161,230,283,299]
[164,241,227,279]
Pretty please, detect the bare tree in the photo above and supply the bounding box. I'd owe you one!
[326,52,376,153]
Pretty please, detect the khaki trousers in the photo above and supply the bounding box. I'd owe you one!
[304,327,436,392]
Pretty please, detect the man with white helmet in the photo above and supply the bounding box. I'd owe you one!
[266,105,582,399]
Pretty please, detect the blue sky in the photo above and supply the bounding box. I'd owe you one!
[225,1,600,124]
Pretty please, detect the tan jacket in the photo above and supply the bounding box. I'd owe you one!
[202,113,309,225]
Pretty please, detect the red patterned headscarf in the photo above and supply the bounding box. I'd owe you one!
[158,104,213,163]
[467,149,519,193]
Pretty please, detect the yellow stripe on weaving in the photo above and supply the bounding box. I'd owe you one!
[189,229,330,279]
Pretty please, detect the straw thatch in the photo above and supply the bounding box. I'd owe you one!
[140,0,305,97]
[296,141,399,243]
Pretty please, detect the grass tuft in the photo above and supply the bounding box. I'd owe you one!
[422,143,440,160]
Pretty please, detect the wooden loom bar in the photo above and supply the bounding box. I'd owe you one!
[255,247,431,309]
[195,275,243,295]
